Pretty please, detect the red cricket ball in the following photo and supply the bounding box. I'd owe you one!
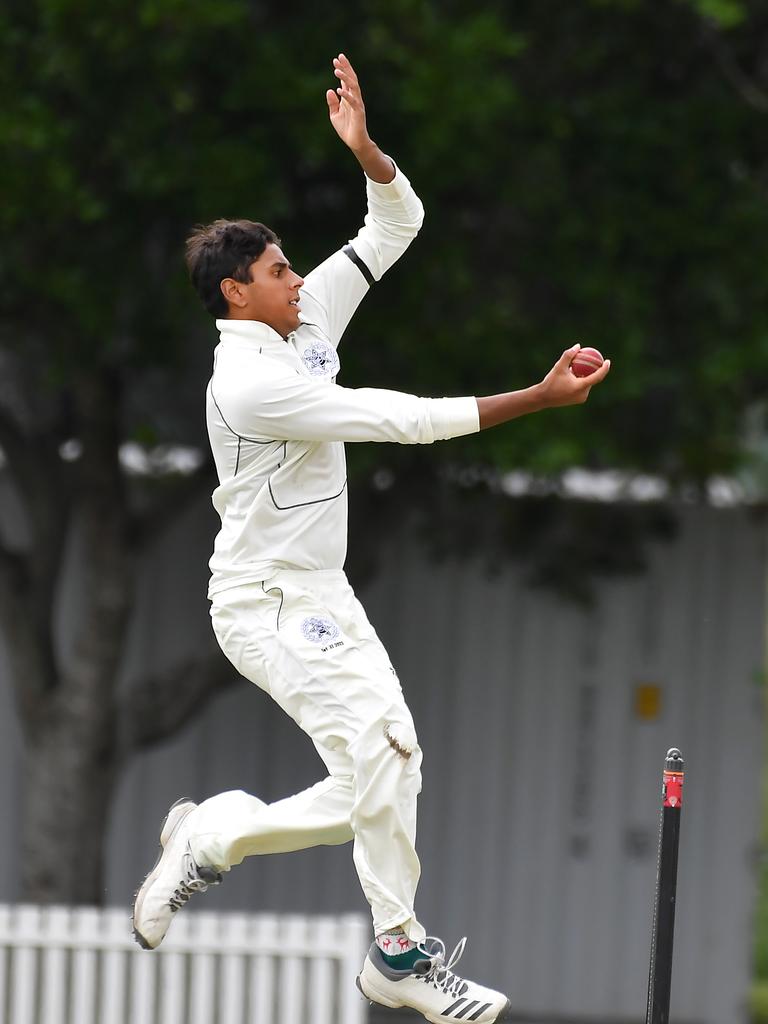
[571,346,604,378]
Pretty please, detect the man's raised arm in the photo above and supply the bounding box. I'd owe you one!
[326,53,395,184]
[297,55,424,349]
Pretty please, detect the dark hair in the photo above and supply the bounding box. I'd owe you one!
[185,219,281,318]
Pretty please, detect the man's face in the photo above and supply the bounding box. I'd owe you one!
[224,243,304,336]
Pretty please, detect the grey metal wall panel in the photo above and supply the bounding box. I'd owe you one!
[0,495,763,1024]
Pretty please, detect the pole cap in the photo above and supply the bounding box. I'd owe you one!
[665,747,684,771]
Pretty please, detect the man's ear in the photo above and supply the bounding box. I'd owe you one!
[220,277,248,308]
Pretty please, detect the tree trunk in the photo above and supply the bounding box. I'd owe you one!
[10,368,133,905]
[0,366,236,905]
[20,695,120,905]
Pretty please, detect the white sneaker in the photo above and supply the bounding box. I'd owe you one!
[132,798,221,949]
[357,936,512,1023]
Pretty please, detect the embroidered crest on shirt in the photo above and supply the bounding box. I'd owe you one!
[300,341,340,378]
[301,616,341,645]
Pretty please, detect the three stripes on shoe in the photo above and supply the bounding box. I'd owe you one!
[440,996,495,1020]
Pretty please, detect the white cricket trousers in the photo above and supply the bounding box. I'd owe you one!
[194,569,426,942]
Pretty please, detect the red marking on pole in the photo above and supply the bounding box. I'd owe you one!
[663,771,683,809]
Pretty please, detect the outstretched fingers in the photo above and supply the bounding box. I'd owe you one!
[334,52,359,86]
[333,52,363,109]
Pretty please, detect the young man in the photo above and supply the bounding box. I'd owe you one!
[132,54,610,1024]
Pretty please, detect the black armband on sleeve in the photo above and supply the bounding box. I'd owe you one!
[342,244,375,287]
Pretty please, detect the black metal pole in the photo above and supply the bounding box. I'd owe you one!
[645,748,684,1024]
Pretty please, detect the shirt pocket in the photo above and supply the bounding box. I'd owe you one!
[267,440,347,510]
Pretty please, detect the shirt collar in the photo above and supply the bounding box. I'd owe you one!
[216,318,288,350]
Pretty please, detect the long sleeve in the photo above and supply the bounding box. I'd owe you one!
[297,163,425,348]
[350,165,426,282]
[215,368,479,445]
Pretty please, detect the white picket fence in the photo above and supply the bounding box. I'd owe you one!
[0,904,370,1024]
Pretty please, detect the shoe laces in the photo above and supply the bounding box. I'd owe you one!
[169,849,221,912]
[413,936,469,999]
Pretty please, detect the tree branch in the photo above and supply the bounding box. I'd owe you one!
[700,19,768,112]
[0,406,38,510]
[0,407,72,614]
[60,370,136,700]
[0,407,69,729]
[116,646,240,758]
[0,535,57,728]
[0,414,72,710]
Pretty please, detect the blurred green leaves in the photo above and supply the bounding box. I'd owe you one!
[2,0,768,479]
[683,0,747,28]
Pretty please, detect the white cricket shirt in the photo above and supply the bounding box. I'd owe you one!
[206,165,479,595]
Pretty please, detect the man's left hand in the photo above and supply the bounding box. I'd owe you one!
[326,53,371,153]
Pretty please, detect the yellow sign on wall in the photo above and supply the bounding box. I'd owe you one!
[635,683,662,720]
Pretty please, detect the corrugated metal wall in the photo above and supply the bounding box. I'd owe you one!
[0,496,764,1024]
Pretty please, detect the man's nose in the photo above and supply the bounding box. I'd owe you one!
[292,272,305,288]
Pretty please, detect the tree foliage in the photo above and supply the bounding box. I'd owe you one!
[2,0,768,476]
